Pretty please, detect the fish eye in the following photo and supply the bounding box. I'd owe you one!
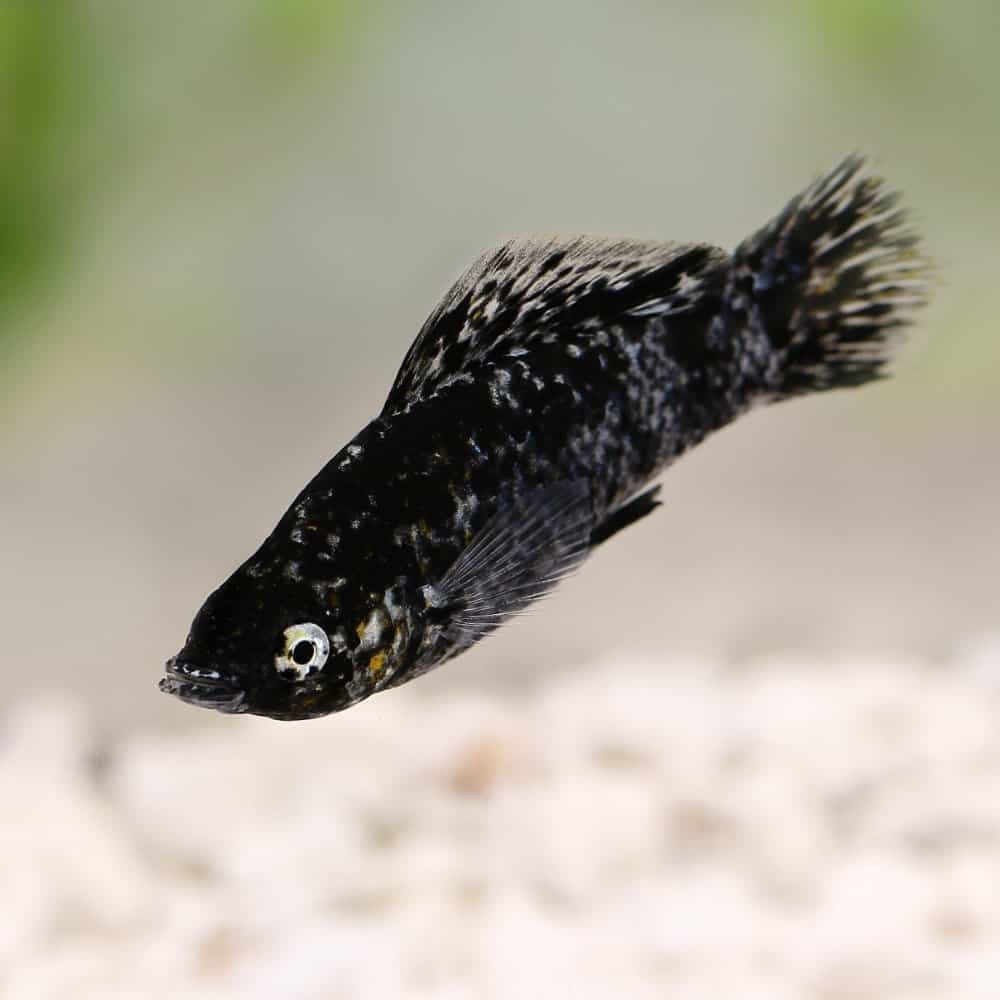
[275,622,330,681]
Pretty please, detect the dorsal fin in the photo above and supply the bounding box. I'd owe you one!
[382,236,726,413]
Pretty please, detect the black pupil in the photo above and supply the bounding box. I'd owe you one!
[291,639,315,666]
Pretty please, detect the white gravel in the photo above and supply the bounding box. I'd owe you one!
[4,640,1000,999]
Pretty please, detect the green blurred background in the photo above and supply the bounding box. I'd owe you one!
[1,0,997,729]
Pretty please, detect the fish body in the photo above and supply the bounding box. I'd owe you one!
[161,158,928,720]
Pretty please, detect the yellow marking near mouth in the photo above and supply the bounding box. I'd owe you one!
[368,652,387,679]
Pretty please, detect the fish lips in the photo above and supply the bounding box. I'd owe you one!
[159,656,247,714]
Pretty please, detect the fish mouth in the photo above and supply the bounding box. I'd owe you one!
[159,656,247,714]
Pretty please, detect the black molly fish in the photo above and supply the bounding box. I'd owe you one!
[161,157,928,720]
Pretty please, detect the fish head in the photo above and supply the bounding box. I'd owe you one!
[160,545,366,721]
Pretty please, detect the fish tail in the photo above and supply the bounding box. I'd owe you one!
[726,155,930,400]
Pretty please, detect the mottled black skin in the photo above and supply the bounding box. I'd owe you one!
[162,158,926,720]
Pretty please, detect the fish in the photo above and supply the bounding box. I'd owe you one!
[160,156,929,720]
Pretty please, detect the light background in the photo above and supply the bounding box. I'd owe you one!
[2,1,997,727]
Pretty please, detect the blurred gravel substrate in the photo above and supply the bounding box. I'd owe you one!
[4,641,1000,999]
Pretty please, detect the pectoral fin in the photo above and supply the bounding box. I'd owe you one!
[431,480,595,647]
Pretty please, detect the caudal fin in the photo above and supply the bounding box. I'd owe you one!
[728,156,929,400]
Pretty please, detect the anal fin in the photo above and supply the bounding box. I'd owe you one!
[590,485,663,546]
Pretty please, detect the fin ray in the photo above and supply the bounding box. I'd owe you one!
[433,480,595,648]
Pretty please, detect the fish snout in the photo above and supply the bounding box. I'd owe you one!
[159,656,247,714]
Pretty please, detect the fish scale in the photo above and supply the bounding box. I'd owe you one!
[161,156,929,721]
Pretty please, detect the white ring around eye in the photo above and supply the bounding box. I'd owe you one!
[275,622,330,681]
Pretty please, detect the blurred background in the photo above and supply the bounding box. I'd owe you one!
[1,1,998,997]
